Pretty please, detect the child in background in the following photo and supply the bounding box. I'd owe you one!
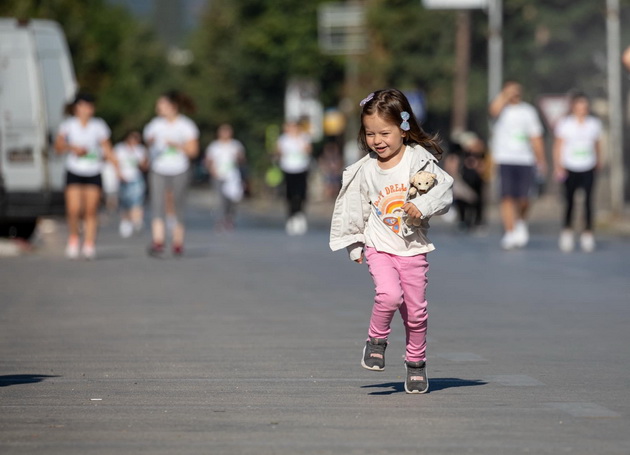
[115,131,148,238]
[329,89,453,394]
[205,124,246,230]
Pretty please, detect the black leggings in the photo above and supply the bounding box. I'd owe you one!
[284,171,308,217]
[563,169,595,231]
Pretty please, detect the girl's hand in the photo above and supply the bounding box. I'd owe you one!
[554,167,567,182]
[354,255,364,265]
[402,202,422,220]
[73,146,87,157]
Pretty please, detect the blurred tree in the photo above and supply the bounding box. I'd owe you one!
[184,0,345,173]
[503,1,607,96]
[361,0,460,134]
[494,0,630,135]
[0,0,177,141]
[4,0,627,168]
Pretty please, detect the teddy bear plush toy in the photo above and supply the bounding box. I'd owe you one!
[404,170,437,229]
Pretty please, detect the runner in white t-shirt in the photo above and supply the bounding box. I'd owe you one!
[114,131,148,238]
[205,124,246,230]
[275,121,312,235]
[489,81,547,250]
[143,91,199,257]
[54,93,119,260]
[553,93,602,253]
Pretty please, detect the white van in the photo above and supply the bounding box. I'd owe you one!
[0,18,77,238]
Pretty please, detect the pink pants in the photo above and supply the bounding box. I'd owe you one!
[365,247,429,362]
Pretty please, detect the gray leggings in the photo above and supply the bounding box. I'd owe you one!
[149,170,190,222]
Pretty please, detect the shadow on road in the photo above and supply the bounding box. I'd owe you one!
[0,374,58,387]
[362,378,487,395]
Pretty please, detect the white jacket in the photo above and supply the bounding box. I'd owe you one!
[329,144,453,260]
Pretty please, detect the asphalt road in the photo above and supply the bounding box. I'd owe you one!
[1,192,629,454]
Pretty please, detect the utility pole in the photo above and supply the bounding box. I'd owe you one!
[606,0,625,215]
[423,0,500,122]
[451,10,472,134]
[487,0,502,102]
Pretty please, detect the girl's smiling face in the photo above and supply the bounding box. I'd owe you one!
[156,96,178,119]
[363,113,406,168]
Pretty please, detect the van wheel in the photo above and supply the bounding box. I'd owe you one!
[0,219,38,240]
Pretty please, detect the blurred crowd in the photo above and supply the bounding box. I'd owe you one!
[55,89,352,260]
[54,60,622,260]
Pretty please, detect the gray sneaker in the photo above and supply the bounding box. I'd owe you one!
[361,337,387,371]
[405,360,429,394]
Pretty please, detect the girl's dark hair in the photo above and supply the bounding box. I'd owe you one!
[123,130,142,142]
[64,91,95,116]
[162,90,196,115]
[569,91,590,106]
[567,90,590,115]
[358,89,444,160]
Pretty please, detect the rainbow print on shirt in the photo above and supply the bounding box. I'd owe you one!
[372,183,408,234]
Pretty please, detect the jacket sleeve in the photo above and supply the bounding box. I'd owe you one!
[410,159,454,218]
[346,242,364,261]
[329,164,368,252]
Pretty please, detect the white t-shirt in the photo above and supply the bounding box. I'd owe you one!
[277,133,311,173]
[491,103,543,166]
[143,115,199,176]
[363,148,435,256]
[206,139,245,202]
[58,117,111,176]
[555,115,601,172]
[205,139,244,180]
[114,142,147,182]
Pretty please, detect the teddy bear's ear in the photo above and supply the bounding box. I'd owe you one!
[429,172,437,179]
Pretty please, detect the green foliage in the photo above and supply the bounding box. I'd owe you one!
[361,0,457,132]
[502,1,607,96]
[183,0,344,173]
[3,0,628,160]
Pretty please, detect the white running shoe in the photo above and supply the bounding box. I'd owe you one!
[119,220,133,238]
[501,231,517,250]
[286,216,297,236]
[65,241,80,259]
[580,232,596,253]
[559,229,574,252]
[293,212,308,235]
[82,244,96,260]
[513,220,529,248]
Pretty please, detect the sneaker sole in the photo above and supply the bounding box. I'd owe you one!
[404,363,429,394]
[361,345,384,371]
